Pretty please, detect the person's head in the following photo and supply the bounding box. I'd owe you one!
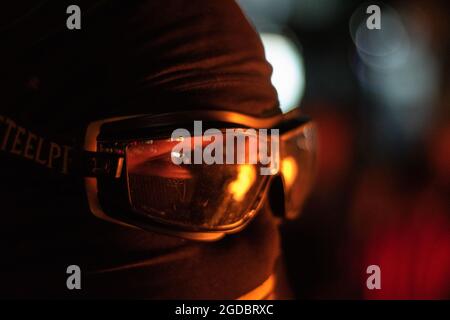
[1,0,318,299]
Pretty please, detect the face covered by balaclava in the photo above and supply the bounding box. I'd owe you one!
[0,0,281,298]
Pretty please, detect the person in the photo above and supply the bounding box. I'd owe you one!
[0,0,290,299]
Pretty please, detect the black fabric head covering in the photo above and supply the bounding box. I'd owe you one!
[99,0,280,117]
[0,0,281,299]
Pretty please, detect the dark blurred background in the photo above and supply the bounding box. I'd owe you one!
[238,0,450,299]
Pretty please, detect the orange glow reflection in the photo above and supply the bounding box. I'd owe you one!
[281,156,298,189]
[227,164,256,202]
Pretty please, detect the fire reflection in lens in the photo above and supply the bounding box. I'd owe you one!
[281,156,298,189]
[227,164,256,202]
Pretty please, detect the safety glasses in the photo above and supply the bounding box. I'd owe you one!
[81,109,316,241]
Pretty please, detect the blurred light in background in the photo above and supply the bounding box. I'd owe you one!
[350,3,439,152]
[237,0,306,113]
[240,0,450,300]
[350,6,410,70]
[238,0,344,30]
[237,0,294,26]
[261,33,305,113]
[293,0,343,29]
